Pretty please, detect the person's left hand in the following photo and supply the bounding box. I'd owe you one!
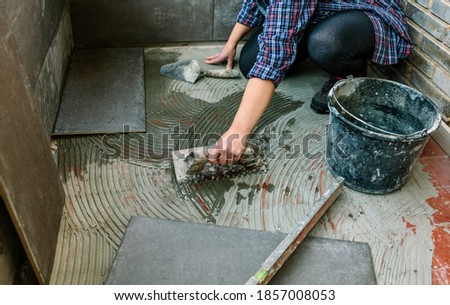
[205,43,236,70]
[207,128,248,165]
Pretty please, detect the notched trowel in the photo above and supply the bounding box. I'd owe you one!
[160,59,240,84]
[172,139,267,184]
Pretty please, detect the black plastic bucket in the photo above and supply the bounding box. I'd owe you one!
[326,78,441,194]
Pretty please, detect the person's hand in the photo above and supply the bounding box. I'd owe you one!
[205,43,236,70]
[207,128,248,165]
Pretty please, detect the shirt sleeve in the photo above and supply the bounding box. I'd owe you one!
[247,0,317,87]
[236,0,265,28]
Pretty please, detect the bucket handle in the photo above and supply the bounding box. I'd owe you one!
[331,94,427,138]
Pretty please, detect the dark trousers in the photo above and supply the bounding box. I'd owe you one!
[239,10,376,78]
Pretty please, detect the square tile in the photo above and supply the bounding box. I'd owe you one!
[105,217,376,285]
[53,48,145,135]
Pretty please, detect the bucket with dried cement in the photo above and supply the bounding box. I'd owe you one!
[326,78,441,194]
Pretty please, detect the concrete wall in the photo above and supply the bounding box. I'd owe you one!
[70,0,242,46]
[1,0,69,284]
[378,0,450,118]
[3,0,74,135]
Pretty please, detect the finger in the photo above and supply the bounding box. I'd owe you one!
[227,146,236,165]
[205,59,222,65]
[207,149,220,159]
[205,54,219,60]
[233,153,241,163]
[207,148,221,164]
[210,157,220,165]
[205,55,223,65]
[219,150,229,166]
[226,154,234,165]
[226,58,234,70]
[226,148,237,166]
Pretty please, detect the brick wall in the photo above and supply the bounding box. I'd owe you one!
[379,0,450,118]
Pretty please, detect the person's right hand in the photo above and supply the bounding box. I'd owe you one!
[205,43,236,70]
[206,127,248,166]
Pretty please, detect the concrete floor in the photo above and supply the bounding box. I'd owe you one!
[50,45,450,285]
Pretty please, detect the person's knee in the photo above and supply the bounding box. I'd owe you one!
[239,54,254,77]
[306,31,342,69]
[239,29,262,77]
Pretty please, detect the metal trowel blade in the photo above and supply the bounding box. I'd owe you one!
[160,59,202,84]
[171,141,267,184]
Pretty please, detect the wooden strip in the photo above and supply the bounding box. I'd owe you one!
[432,121,450,156]
[246,177,345,285]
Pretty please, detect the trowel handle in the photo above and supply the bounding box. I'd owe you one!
[202,69,240,79]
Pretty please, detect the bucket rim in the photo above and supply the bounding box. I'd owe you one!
[328,77,442,142]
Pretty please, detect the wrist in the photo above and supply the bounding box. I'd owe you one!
[229,123,253,136]
[225,39,238,50]
[228,23,250,47]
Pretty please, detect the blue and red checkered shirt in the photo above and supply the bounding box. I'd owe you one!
[237,0,413,86]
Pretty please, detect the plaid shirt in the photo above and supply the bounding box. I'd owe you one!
[237,0,413,86]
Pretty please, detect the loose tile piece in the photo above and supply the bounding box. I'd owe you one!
[53,48,145,135]
[105,217,376,285]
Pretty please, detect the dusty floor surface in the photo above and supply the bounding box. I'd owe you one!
[50,45,450,285]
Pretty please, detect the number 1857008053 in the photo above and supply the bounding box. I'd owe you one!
[256,289,336,301]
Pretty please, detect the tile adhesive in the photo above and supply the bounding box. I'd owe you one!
[50,46,437,284]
